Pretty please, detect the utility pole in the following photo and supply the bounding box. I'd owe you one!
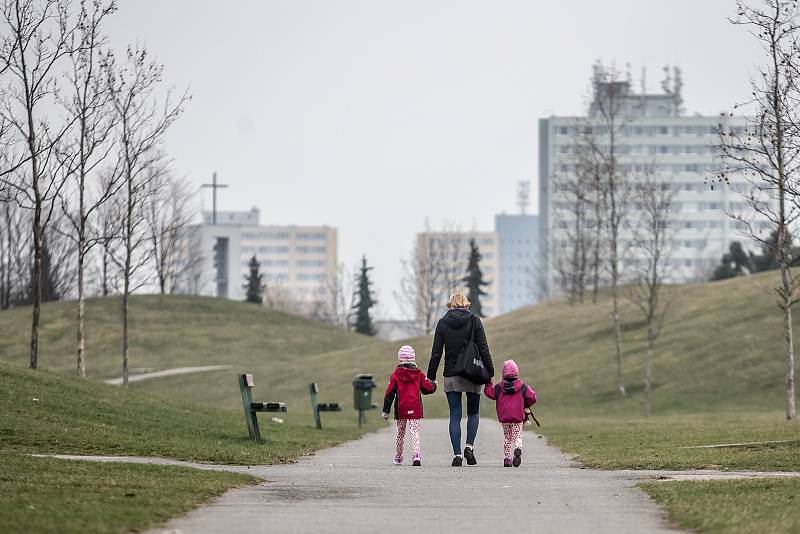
[202,172,228,224]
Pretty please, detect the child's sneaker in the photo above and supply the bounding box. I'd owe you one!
[503,457,512,467]
[393,457,403,465]
[412,455,421,466]
[513,447,522,467]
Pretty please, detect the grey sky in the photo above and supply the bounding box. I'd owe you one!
[108,1,760,318]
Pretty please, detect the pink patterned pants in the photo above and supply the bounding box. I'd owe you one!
[396,419,421,460]
[502,422,523,459]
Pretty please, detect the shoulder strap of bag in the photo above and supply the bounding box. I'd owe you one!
[520,383,528,396]
[470,314,477,342]
[494,383,501,398]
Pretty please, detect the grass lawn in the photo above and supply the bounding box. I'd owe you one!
[0,362,379,465]
[642,478,800,534]
[538,412,800,471]
[1,362,381,533]
[0,454,256,534]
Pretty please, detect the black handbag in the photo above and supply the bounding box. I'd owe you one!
[453,316,490,384]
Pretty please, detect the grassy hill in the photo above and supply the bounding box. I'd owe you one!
[0,272,797,419]
[0,294,393,414]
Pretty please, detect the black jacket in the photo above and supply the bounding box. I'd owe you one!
[427,308,494,381]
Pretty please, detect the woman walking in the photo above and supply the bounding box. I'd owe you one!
[427,293,494,466]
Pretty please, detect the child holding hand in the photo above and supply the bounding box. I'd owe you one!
[382,345,437,466]
[484,359,537,467]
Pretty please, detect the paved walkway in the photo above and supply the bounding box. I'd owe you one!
[103,365,232,385]
[52,419,689,534]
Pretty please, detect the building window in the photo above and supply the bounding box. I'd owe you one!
[296,273,324,281]
[296,232,328,241]
[296,259,326,268]
[296,246,326,254]
[258,246,289,254]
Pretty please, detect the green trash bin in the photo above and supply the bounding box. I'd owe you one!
[352,373,376,426]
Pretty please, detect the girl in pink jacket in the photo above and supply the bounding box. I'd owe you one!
[484,359,537,467]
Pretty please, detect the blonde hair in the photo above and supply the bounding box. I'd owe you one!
[447,292,471,309]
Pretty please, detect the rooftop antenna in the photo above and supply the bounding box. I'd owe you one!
[641,65,647,94]
[517,181,531,215]
[201,171,228,225]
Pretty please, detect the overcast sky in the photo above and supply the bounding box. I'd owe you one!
[107,0,761,318]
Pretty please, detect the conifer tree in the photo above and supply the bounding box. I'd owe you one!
[244,255,264,304]
[352,255,377,336]
[463,239,489,317]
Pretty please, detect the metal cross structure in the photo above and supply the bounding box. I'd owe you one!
[201,171,228,225]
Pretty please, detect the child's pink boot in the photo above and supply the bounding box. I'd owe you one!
[503,457,512,467]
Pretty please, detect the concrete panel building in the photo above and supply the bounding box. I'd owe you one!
[183,207,337,310]
[495,213,539,314]
[538,74,765,298]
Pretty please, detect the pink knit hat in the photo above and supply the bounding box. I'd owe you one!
[398,345,416,363]
[502,359,519,378]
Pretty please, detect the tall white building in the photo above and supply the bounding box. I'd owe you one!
[183,207,338,309]
[538,74,764,298]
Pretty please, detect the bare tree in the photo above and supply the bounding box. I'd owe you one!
[395,229,445,333]
[0,0,78,369]
[146,172,195,294]
[585,62,637,396]
[57,0,118,377]
[625,173,675,417]
[550,153,593,303]
[106,45,189,385]
[716,0,800,420]
[93,169,120,296]
[0,197,29,307]
[170,223,204,295]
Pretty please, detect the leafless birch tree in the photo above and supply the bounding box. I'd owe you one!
[625,173,675,416]
[146,172,194,294]
[106,45,189,385]
[716,0,800,420]
[586,62,637,396]
[395,230,445,333]
[57,0,118,377]
[0,0,78,369]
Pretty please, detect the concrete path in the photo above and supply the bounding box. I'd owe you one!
[103,365,232,385]
[51,419,688,534]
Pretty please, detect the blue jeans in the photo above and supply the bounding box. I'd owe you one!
[446,391,480,456]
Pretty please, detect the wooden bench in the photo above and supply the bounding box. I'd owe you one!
[238,373,287,442]
[308,382,342,430]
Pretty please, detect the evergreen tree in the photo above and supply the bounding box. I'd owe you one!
[462,238,489,317]
[352,255,377,336]
[712,241,752,281]
[243,255,264,304]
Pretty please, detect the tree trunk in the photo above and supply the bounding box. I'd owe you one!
[29,208,42,369]
[591,221,601,304]
[781,265,796,420]
[611,285,625,396]
[76,240,86,377]
[644,324,654,417]
[609,218,625,396]
[102,244,109,296]
[122,287,129,386]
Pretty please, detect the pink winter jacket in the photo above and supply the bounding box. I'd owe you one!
[484,378,537,423]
